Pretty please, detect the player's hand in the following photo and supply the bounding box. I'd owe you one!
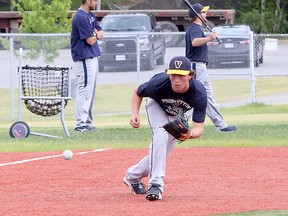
[94,29,103,40]
[209,32,217,41]
[130,114,140,128]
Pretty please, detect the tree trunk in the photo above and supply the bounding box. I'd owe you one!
[261,0,265,32]
[273,0,281,32]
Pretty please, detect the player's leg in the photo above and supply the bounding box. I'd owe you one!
[125,98,168,182]
[75,60,90,130]
[125,98,176,198]
[146,98,178,200]
[204,75,228,131]
[85,57,99,128]
[192,62,228,131]
[124,154,150,194]
[124,98,158,194]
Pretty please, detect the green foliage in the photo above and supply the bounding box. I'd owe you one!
[236,0,288,33]
[70,0,140,10]
[0,37,9,50]
[236,10,262,33]
[100,0,140,9]
[20,36,70,63]
[13,0,72,33]
[12,0,72,63]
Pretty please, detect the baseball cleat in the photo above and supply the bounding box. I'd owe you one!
[220,125,237,133]
[74,126,89,132]
[146,184,162,201]
[124,177,147,194]
[74,125,98,132]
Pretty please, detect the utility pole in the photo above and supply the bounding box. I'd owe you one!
[10,0,14,11]
[97,0,101,10]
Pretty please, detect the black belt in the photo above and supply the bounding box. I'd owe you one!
[191,61,208,65]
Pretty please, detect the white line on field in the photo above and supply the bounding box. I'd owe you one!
[0,149,107,167]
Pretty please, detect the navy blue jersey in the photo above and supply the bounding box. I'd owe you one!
[185,23,208,62]
[137,73,207,123]
[71,10,102,61]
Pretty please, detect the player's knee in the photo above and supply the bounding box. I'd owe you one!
[153,129,169,142]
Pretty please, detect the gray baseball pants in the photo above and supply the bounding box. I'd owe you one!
[125,98,192,192]
[191,62,228,131]
[75,57,99,128]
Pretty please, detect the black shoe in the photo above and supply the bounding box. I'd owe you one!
[220,126,237,133]
[146,184,162,201]
[74,126,89,132]
[124,177,147,194]
[74,125,98,132]
[87,125,98,131]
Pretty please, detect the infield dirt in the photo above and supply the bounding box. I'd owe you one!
[1,147,288,215]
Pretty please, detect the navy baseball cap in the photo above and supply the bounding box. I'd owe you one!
[166,56,191,76]
[188,3,209,18]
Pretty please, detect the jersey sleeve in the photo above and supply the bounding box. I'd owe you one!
[137,82,149,97]
[192,97,207,123]
[77,17,94,40]
[189,26,203,42]
[192,82,207,123]
[94,16,102,31]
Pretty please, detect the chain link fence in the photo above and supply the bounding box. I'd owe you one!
[0,32,287,123]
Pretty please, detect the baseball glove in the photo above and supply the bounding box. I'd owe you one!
[163,111,191,141]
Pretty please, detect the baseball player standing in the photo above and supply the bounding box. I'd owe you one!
[71,0,103,132]
[185,3,237,132]
[124,56,207,201]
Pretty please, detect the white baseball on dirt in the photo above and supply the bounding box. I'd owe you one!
[63,150,73,160]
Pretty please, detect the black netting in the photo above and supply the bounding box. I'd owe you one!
[21,65,69,117]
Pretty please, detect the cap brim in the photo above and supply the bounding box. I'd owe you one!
[201,6,210,12]
[166,70,190,75]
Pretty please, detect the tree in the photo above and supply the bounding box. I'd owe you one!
[12,0,72,63]
[236,0,288,33]
[238,10,264,33]
[272,0,288,32]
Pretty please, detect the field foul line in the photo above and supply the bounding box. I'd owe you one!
[0,149,107,167]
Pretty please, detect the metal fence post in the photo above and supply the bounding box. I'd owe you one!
[9,35,14,120]
[18,48,23,121]
[250,31,256,103]
[136,34,140,84]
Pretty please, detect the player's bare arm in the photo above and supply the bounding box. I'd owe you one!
[86,35,98,45]
[130,88,143,128]
[86,29,103,45]
[192,32,217,47]
[190,122,205,139]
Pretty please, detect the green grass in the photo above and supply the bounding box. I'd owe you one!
[215,210,288,216]
[1,77,288,153]
[1,103,288,152]
[1,77,288,119]
[211,77,288,103]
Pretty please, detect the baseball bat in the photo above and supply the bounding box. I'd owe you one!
[183,0,221,43]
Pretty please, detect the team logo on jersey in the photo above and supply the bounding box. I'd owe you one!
[162,99,191,116]
[174,61,183,69]
[90,17,95,24]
